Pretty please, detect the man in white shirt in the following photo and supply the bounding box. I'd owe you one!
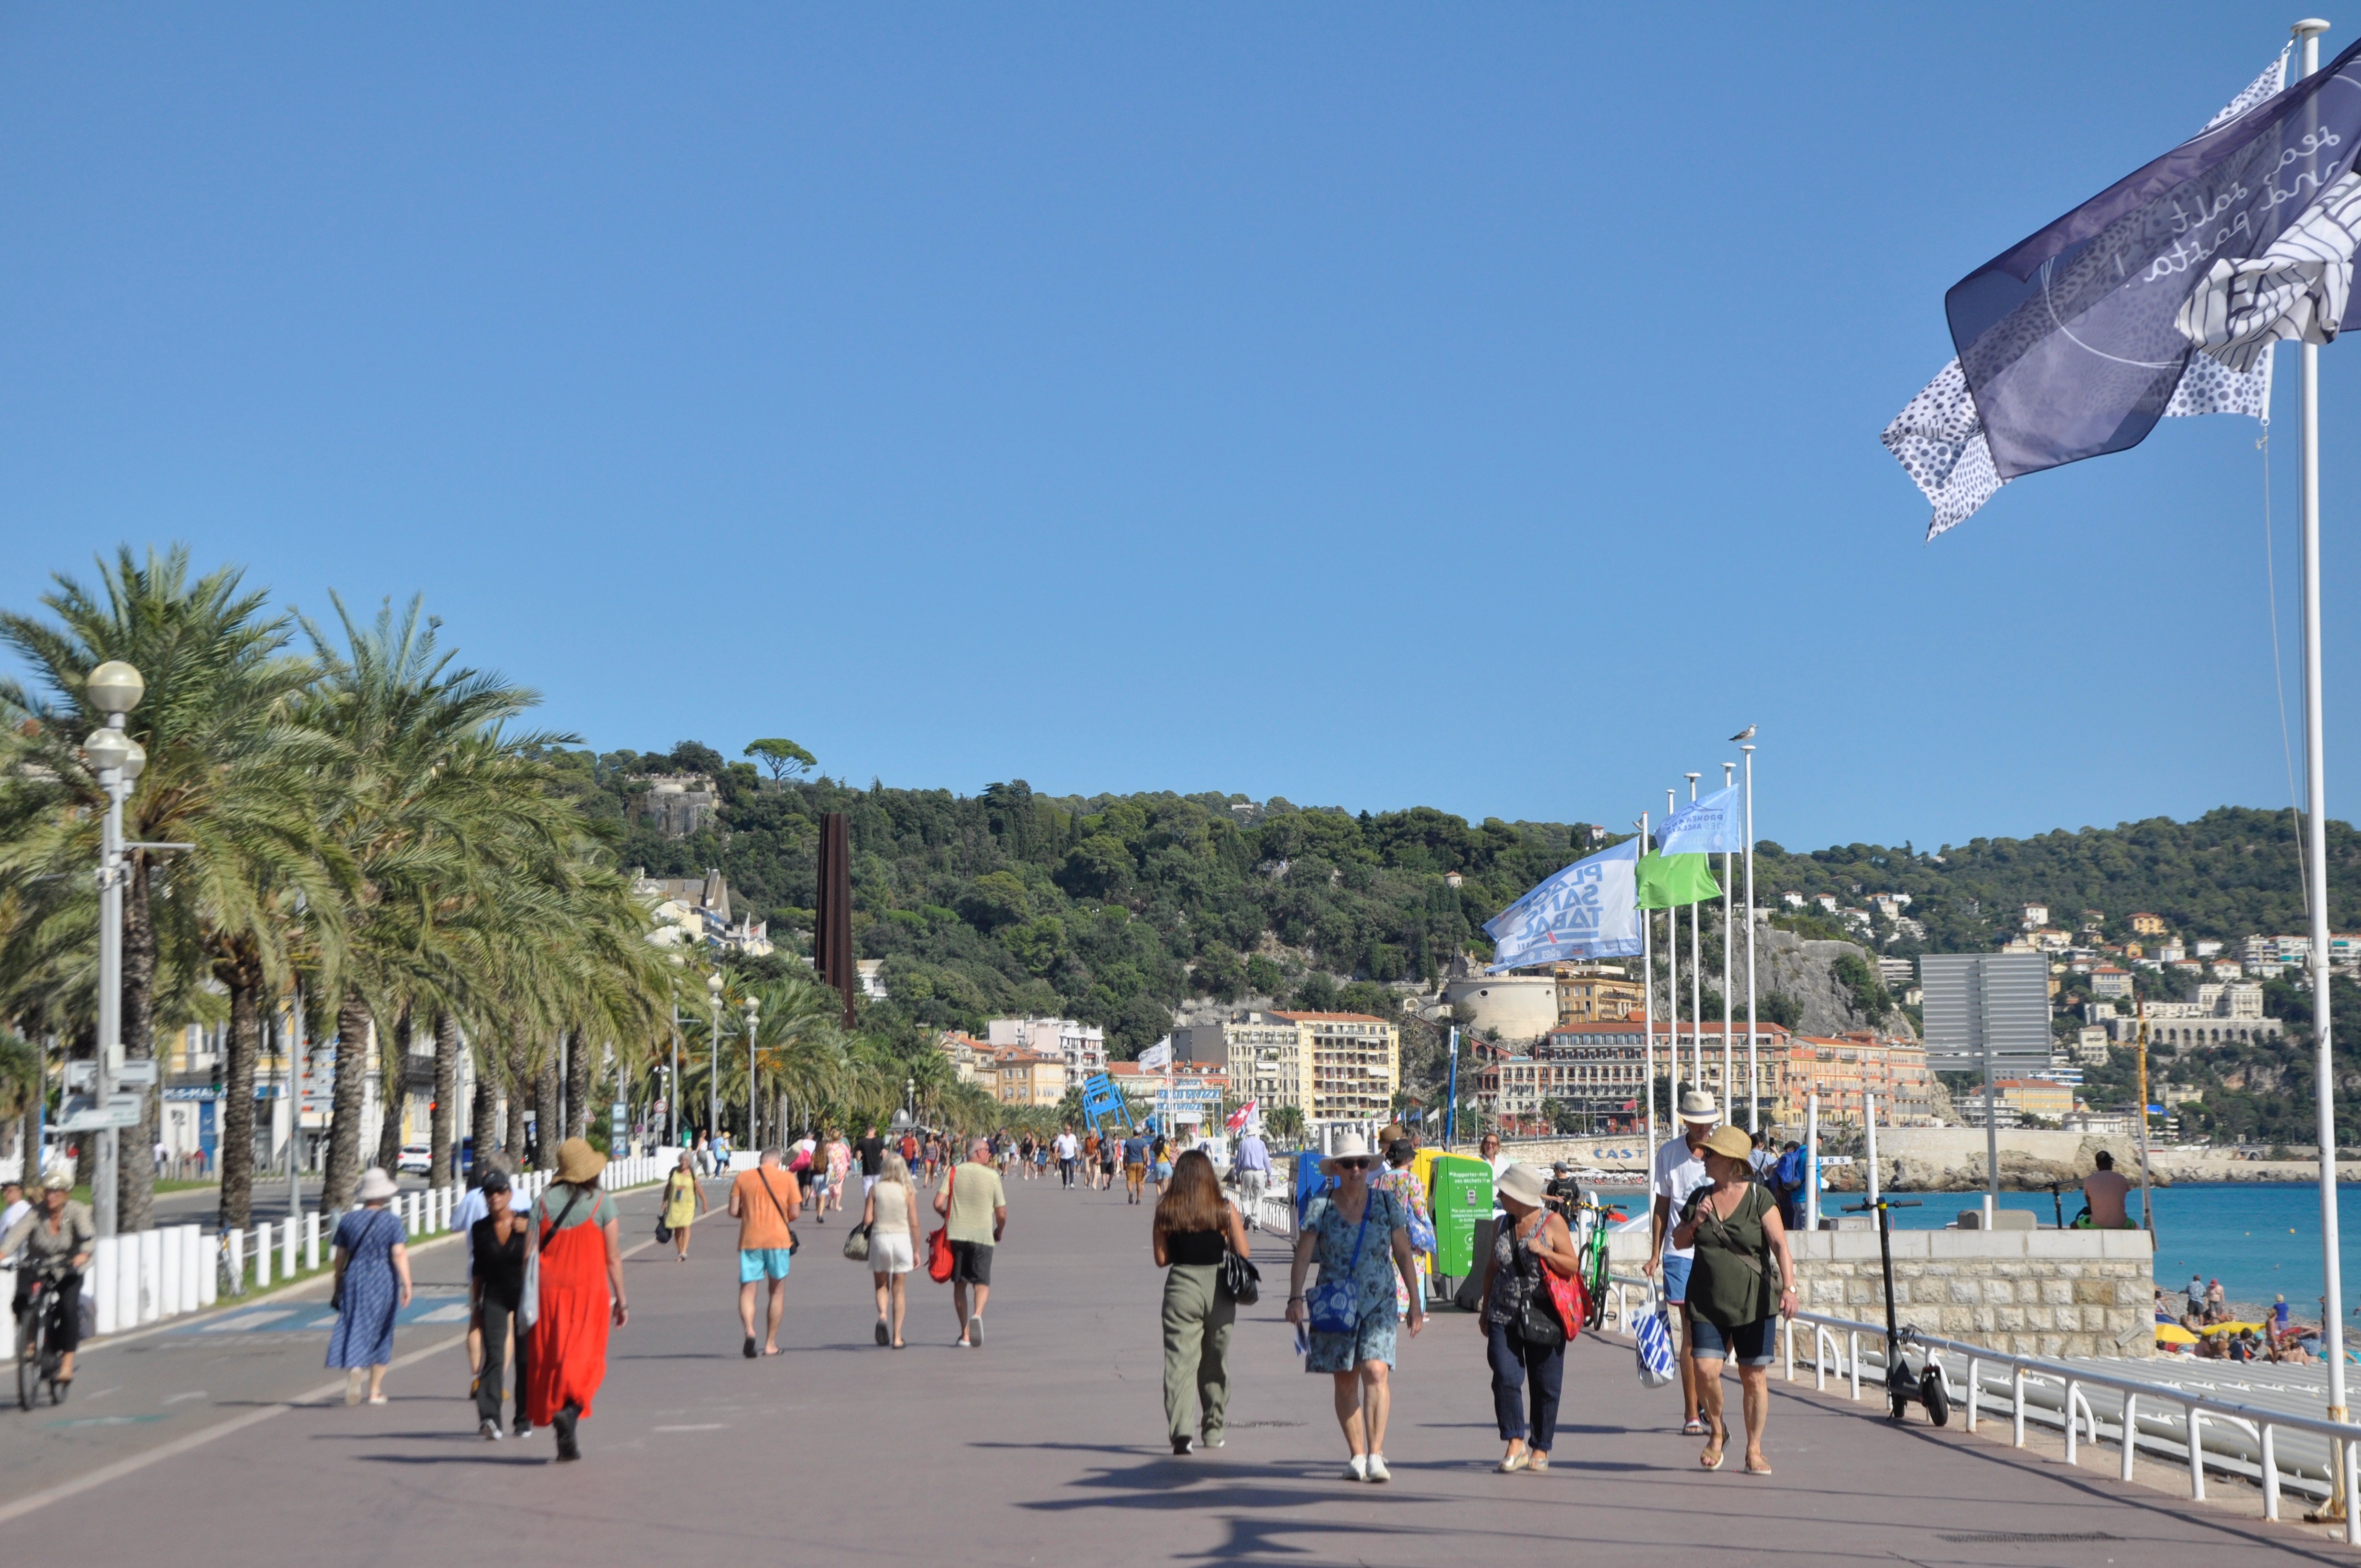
[1479,1132,1513,1217]
[0,1180,29,1237]
[1649,1091,1720,1437]
[1052,1128,1080,1189]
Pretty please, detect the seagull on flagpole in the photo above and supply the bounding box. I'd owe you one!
[1729,724,1755,742]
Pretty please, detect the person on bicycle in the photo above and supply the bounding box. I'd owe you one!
[6,1174,96,1388]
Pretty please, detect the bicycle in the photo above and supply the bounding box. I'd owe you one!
[15,1264,73,1411]
[1568,1195,1626,1331]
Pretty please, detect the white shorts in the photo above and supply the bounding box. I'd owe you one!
[869,1231,915,1275]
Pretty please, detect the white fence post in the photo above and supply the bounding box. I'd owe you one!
[255,1221,273,1288]
[281,1215,298,1278]
[157,1226,180,1321]
[136,1227,161,1324]
[306,1212,321,1272]
[92,1234,119,1335]
[225,1227,244,1295]
[197,1228,218,1307]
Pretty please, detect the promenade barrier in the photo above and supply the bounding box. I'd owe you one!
[0,1153,669,1355]
[1600,1272,2361,1543]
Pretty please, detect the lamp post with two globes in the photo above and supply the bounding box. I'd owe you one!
[82,661,145,1239]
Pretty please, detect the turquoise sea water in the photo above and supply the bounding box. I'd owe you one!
[1598,1181,2354,1324]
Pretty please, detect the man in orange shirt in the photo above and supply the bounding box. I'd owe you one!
[728,1147,801,1358]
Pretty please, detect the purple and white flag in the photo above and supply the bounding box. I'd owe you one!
[1881,47,2361,540]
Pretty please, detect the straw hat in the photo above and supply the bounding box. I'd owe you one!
[355,1167,399,1203]
[1494,1161,1549,1210]
[1700,1124,1753,1162]
[1676,1090,1721,1124]
[554,1136,608,1185]
[1319,1132,1377,1174]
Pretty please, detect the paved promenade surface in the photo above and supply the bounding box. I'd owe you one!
[2,1173,2351,1567]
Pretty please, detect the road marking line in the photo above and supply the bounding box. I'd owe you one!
[652,1423,727,1431]
[163,1391,208,1404]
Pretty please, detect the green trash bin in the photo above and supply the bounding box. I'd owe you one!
[1427,1154,1494,1300]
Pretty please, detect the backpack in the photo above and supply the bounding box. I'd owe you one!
[1773,1148,1805,1193]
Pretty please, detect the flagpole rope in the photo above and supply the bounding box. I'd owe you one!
[2261,418,2313,912]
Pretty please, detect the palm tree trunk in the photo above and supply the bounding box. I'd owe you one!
[119,854,158,1232]
[216,958,264,1233]
[431,1010,460,1187]
[533,1055,559,1169]
[564,1028,590,1141]
[322,988,371,1209]
[374,1008,408,1174]
[468,1034,498,1175]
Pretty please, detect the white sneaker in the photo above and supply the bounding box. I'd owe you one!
[1364,1453,1392,1484]
[1344,1454,1368,1482]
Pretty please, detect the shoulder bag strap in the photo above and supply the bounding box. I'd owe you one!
[539,1186,586,1251]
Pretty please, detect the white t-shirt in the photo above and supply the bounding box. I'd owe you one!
[1054,1133,1078,1159]
[1653,1134,1711,1261]
[0,1197,30,1235]
[1486,1152,1515,1215]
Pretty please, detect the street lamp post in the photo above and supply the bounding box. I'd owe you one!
[744,995,759,1150]
[83,660,144,1240]
[706,972,722,1148]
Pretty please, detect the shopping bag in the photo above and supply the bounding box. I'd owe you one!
[1634,1287,1677,1389]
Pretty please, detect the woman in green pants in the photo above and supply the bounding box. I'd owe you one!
[1154,1149,1252,1454]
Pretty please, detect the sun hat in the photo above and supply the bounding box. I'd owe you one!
[1676,1090,1721,1124]
[554,1136,608,1185]
[1700,1125,1753,1162]
[1320,1132,1378,1174]
[355,1167,399,1203]
[1494,1162,1549,1210]
[42,1172,72,1193]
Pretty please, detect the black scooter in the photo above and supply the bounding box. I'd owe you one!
[1840,1196,1950,1427]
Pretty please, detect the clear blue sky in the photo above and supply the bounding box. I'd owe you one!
[0,4,2347,853]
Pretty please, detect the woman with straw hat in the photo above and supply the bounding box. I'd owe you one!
[1670,1124,1797,1476]
[1476,1162,1581,1473]
[526,1137,630,1461]
[1282,1132,1425,1483]
[328,1167,412,1406]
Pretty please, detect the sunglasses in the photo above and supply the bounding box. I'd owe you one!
[1333,1158,1372,1172]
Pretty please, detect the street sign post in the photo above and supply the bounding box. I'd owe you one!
[56,1092,145,1131]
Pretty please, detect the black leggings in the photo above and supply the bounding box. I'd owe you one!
[13,1272,81,1354]
[1487,1317,1563,1450]
[476,1296,529,1424]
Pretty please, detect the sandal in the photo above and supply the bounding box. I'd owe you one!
[1700,1444,1725,1471]
[1680,1419,1707,1436]
[1744,1456,1774,1476]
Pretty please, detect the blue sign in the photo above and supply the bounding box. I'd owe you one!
[1485,838,1641,972]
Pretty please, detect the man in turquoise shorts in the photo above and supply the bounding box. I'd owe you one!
[729,1146,801,1358]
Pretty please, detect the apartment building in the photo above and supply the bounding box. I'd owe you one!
[1770,1033,1936,1127]
[992,1049,1067,1108]
[1994,1077,2073,1119]
[1552,968,1645,1027]
[986,1016,1107,1077]
[1472,1020,1797,1131]
[1273,1011,1400,1123]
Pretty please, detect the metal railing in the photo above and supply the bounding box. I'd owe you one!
[1600,1272,2361,1543]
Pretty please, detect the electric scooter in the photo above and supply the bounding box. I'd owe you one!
[1840,1196,1951,1426]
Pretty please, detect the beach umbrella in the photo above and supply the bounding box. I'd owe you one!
[2155,1324,2200,1346]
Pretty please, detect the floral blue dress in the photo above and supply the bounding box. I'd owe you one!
[1302,1188,1408,1374]
[326,1206,403,1369]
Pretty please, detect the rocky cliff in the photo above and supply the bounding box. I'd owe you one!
[1745,922,1916,1040]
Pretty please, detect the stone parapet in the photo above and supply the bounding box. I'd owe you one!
[1607,1224,2153,1360]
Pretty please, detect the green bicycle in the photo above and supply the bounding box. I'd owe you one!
[1569,1195,1625,1331]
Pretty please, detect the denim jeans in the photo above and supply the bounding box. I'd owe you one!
[1487,1316,1564,1450]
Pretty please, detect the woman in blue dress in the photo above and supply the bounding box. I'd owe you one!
[1283,1133,1425,1483]
[327,1167,414,1404]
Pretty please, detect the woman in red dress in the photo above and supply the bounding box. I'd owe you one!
[527,1138,630,1460]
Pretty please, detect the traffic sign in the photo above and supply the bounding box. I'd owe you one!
[55,1092,145,1131]
[64,1059,157,1088]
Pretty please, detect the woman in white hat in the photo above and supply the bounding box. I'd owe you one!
[1476,1162,1581,1472]
[328,1167,413,1404]
[1282,1132,1426,1483]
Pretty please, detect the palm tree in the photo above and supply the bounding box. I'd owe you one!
[0,1030,41,1183]
[0,547,339,1233]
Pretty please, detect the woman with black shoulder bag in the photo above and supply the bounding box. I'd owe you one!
[1476,1162,1581,1473]
[1152,1148,1252,1455]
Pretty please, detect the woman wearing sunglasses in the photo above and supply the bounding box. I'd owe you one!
[1283,1132,1426,1482]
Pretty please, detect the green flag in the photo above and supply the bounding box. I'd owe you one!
[1636,851,1721,910]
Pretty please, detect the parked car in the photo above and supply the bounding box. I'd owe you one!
[397,1144,431,1175]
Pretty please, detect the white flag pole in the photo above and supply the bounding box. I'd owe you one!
[1742,743,1759,1134]
[2293,15,2352,1512]
[1640,813,1656,1158]
[1687,772,1704,1095]
[1722,762,1736,1124]
[1666,788,1680,1120]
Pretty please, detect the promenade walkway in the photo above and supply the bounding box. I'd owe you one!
[0,1170,2348,1566]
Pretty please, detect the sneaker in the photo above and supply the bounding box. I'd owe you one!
[514,1422,532,1439]
[1172,1435,1194,1455]
[344,1370,365,1406]
[1364,1454,1392,1484]
[479,1419,503,1442]
[1201,1432,1225,1449]
[967,1316,984,1347]
[1343,1455,1368,1483]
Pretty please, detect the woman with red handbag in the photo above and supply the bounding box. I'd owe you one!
[1475,1162,1582,1474]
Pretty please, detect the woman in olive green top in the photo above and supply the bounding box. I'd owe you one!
[1671,1124,1797,1476]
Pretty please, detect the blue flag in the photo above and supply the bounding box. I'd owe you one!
[1484,839,1641,972]
[1656,784,1744,856]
